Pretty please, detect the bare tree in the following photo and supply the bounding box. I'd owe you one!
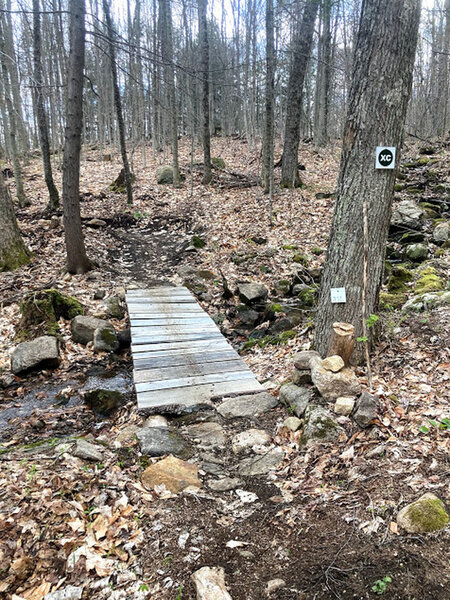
[198,0,212,184]
[0,175,29,271]
[261,0,275,197]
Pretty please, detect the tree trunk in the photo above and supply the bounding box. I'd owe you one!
[315,0,421,360]
[280,0,319,188]
[0,175,30,271]
[261,0,275,195]
[198,0,212,184]
[103,0,133,205]
[62,0,91,274]
[314,0,332,148]
[33,0,60,211]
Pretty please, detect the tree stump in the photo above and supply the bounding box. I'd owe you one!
[326,322,355,366]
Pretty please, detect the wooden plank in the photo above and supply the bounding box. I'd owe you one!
[126,297,197,304]
[133,359,249,384]
[133,349,238,370]
[127,287,190,295]
[130,317,213,326]
[135,370,254,393]
[131,332,224,344]
[137,379,264,409]
[131,325,218,337]
[127,303,203,311]
[131,339,232,353]
[129,312,208,320]
[132,343,234,360]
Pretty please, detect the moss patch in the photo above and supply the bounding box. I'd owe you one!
[296,287,316,308]
[0,241,31,272]
[414,267,444,294]
[292,253,308,266]
[387,265,413,292]
[379,292,407,310]
[16,289,84,341]
[211,157,226,169]
[399,496,449,533]
[191,235,206,249]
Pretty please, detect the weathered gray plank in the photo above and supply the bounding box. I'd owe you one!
[131,339,231,353]
[130,317,212,326]
[129,312,208,320]
[133,359,250,384]
[133,349,238,369]
[131,332,224,345]
[135,370,254,393]
[137,379,264,409]
[131,322,218,333]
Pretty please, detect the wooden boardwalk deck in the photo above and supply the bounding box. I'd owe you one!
[126,287,263,412]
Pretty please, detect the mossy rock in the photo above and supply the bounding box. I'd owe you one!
[264,302,285,320]
[292,253,308,266]
[405,243,428,262]
[407,188,422,195]
[282,244,299,250]
[394,183,405,192]
[379,292,407,310]
[311,247,324,255]
[296,286,317,308]
[419,146,435,155]
[84,389,126,416]
[387,265,413,292]
[156,165,174,184]
[16,289,84,341]
[211,157,226,170]
[414,266,444,294]
[399,231,424,245]
[110,168,136,192]
[246,329,297,349]
[397,493,449,533]
[191,235,206,249]
[419,202,440,219]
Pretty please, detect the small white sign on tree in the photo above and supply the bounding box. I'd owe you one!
[375,147,396,169]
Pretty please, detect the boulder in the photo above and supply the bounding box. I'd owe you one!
[236,304,260,326]
[238,447,284,476]
[266,579,286,595]
[231,429,271,454]
[237,282,268,305]
[71,316,114,345]
[353,392,378,428]
[117,328,131,348]
[208,477,242,492]
[293,350,320,370]
[142,455,201,493]
[136,427,192,458]
[102,296,125,319]
[334,397,355,416]
[402,291,450,312]
[405,243,428,262]
[310,357,361,402]
[279,383,313,417]
[283,416,301,431]
[321,355,345,373]
[291,369,312,385]
[11,336,60,375]
[157,165,174,184]
[397,493,449,533]
[191,567,232,600]
[86,218,107,228]
[302,406,345,444]
[217,392,278,419]
[72,439,103,462]
[433,221,449,244]
[391,200,423,230]
[84,389,126,416]
[93,327,119,353]
[185,422,226,448]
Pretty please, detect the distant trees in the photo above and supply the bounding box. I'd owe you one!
[62,0,91,274]
[315,0,421,358]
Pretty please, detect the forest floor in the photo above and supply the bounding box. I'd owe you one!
[0,137,449,600]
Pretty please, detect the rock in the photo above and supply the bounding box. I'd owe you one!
[278,384,313,417]
[186,422,226,448]
[236,304,260,326]
[433,221,449,244]
[238,447,284,476]
[84,389,126,416]
[11,336,60,375]
[157,165,174,184]
[86,218,107,228]
[50,215,60,229]
[217,392,278,419]
[397,493,449,533]
[283,416,301,431]
[117,328,131,348]
[295,285,317,308]
[93,289,106,300]
[398,231,424,245]
[142,456,201,493]
[231,429,271,454]
[291,369,312,385]
[208,477,242,492]
[93,327,119,353]
[38,219,51,227]
[391,200,423,230]
[334,396,356,416]
[103,296,125,319]
[402,291,450,312]
[353,392,378,427]
[273,279,291,296]
[44,586,83,600]
[144,415,169,428]
[270,316,297,334]
[72,439,103,462]
[310,357,361,402]
[405,243,428,262]
[321,355,345,373]
[266,579,286,595]
[136,427,192,458]
[71,316,114,345]
[302,406,345,444]
[293,350,320,370]
[191,566,232,600]
[237,282,268,305]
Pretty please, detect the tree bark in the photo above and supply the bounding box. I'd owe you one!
[261,0,275,195]
[33,0,60,211]
[103,0,133,205]
[62,0,91,274]
[314,0,332,148]
[0,174,30,272]
[315,0,421,360]
[280,0,319,188]
[198,0,212,184]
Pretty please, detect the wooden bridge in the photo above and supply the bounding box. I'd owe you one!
[126,287,263,412]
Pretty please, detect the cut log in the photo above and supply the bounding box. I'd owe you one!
[326,322,355,366]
